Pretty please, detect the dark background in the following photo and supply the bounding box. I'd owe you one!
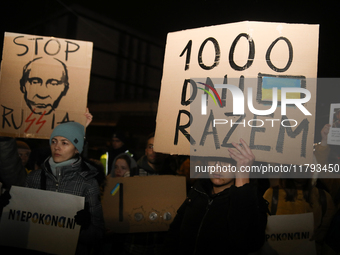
[0,0,339,148]
[1,0,339,77]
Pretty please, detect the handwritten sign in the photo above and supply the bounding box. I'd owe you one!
[0,186,84,255]
[259,213,316,255]
[154,21,319,165]
[0,32,93,138]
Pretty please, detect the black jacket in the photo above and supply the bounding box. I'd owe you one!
[162,179,268,255]
[0,137,26,188]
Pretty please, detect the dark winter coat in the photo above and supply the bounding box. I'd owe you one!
[25,156,105,254]
[136,155,177,176]
[162,179,268,255]
[0,137,26,188]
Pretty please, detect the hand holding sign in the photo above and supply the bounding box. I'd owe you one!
[84,108,93,128]
[0,189,11,208]
[320,124,331,146]
[75,202,91,230]
[228,139,255,187]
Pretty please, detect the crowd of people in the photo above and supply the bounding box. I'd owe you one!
[0,110,340,255]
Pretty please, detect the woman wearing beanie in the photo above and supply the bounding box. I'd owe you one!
[25,121,105,255]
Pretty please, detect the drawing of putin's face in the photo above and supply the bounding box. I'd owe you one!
[20,57,69,115]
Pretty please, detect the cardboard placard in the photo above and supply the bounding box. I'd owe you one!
[258,213,316,255]
[102,175,186,233]
[155,21,319,165]
[0,32,93,138]
[0,186,84,255]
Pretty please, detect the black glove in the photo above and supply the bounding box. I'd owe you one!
[74,202,91,229]
[0,190,11,208]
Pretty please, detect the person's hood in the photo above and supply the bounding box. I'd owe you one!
[111,152,138,177]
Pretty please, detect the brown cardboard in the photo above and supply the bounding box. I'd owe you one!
[102,175,186,233]
[0,32,93,138]
[154,21,319,165]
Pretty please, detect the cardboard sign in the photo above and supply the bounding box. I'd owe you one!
[258,213,316,255]
[0,186,84,255]
[327,103,340,145]
[102,175,186,233]
[155,21,319,165]
[0,32,93,138]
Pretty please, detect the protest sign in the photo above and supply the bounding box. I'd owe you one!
[154,21,319,165]
[327,103,340,145]
[258,213,316,255]
[0,186,84,255]
[102,175,186,233]
[0,32,93,138]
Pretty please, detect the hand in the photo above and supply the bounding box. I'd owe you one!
[0,190,11,208]
[320,124,330,146]
[84,108,93,128]
[228,139,255,187]
[74,202,91,229]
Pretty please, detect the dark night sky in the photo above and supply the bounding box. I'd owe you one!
[1,0,340,141]
[1,0,339,77]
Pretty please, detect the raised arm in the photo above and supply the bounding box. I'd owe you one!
[228,138,255,187]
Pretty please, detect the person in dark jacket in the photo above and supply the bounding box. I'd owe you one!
[101,130,134,175]
[0,137,27,188]
[0,136,27,227]
[25,121,104,255]
[162,139,268,255]
[136,133,176,176]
